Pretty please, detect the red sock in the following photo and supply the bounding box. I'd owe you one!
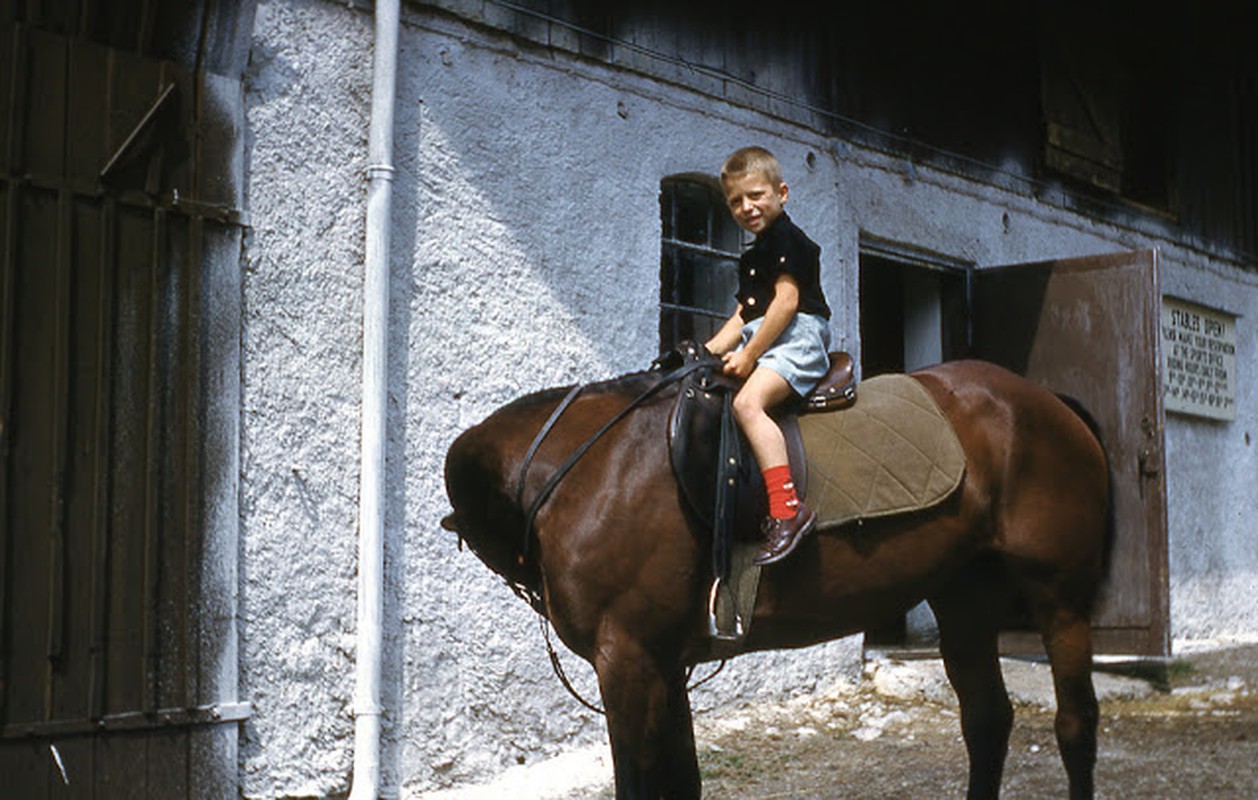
[762,465,799,519]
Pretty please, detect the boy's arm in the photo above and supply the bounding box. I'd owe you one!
[721,275,799,379]
[705,304,746,355]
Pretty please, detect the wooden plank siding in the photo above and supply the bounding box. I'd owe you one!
[0,7,246,796]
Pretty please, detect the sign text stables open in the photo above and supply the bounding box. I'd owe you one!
[1161,296,1237,421]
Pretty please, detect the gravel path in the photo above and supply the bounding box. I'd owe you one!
[421,641,1258,799]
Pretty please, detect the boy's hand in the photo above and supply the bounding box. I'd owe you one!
[721,349,756,379]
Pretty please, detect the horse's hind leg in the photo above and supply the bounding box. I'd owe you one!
[931,587,1014,800]
[595,631,700,799]
[1037,608,1098,800]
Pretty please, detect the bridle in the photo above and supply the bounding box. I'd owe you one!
[513,356,719,566]
[510,355,727,713]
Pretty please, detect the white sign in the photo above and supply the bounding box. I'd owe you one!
[1161,297,1236,421]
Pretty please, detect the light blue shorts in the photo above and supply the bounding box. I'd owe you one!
[738,313,832,397]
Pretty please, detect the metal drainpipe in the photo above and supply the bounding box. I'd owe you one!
[351,0,399,797]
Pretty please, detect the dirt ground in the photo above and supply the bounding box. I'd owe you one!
[689,643,1258,799]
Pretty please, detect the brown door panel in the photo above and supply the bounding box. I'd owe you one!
[972,250,1169,656]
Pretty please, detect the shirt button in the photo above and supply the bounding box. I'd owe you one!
[779,255,787,263]
[747,297,757,306]
[749,268,756,277]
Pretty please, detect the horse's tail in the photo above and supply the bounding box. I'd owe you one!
[1055,393,1118,584]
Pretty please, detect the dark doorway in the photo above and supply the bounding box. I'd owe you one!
[859,251,969,377]
[858,246,969,648]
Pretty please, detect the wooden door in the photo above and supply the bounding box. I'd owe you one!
[972,250,1170,656]
[0,13,247,796]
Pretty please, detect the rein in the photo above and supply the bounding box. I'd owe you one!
[513,355,726,714]
[514,357,719,565]
[539,614,727,717]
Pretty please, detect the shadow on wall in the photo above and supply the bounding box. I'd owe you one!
[377,41,637,790]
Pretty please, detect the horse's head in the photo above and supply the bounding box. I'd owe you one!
[442,386,585,606]
[442,418,536,600]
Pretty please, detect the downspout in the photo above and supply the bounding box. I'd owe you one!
[351,0,399,797]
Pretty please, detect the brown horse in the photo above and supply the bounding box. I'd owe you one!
[443,358,1111,800]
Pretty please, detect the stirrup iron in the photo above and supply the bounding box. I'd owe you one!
[707,577,743,641]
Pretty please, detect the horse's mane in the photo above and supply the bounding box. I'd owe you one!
[586,368,665,396]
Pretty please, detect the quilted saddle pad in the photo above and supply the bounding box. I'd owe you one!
[798,373,966,531]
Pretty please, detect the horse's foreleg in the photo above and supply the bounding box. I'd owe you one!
[931,593,1014,800]
[595,631,700,800]
[1040,611,1098,800]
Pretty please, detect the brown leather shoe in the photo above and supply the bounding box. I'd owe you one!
[752,502,816,566]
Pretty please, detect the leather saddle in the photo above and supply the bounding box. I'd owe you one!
[664,344,858,538]
[659,342,857,645]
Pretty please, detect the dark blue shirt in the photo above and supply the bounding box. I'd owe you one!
[735,212,830,323]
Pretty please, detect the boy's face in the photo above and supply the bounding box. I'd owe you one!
[722,171,789,235]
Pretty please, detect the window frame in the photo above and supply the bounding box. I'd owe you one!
[658,175,745,352]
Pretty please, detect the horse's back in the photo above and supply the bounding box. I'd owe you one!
[911,359,1106,474]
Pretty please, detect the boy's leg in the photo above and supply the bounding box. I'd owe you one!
[731,367,793,469]
[731,367,816,565]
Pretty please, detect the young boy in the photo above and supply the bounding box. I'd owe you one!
[705,146,831,566]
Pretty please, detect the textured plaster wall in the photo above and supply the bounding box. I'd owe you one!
[240,1,1257,796]
[1160,261,1258,640]
[242,1,371,796]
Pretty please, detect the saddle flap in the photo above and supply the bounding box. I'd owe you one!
[667,368,742,528]
[667,367,807,529]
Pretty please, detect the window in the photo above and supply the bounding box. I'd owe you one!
[658,176,744,353]
[1039,35,1173,211]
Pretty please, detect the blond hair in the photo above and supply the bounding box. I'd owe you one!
[720,146,783,187]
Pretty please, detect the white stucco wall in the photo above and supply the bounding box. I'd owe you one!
[240,1,1258,796]
[241,2,372,795]
[1160,261,1258,640]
